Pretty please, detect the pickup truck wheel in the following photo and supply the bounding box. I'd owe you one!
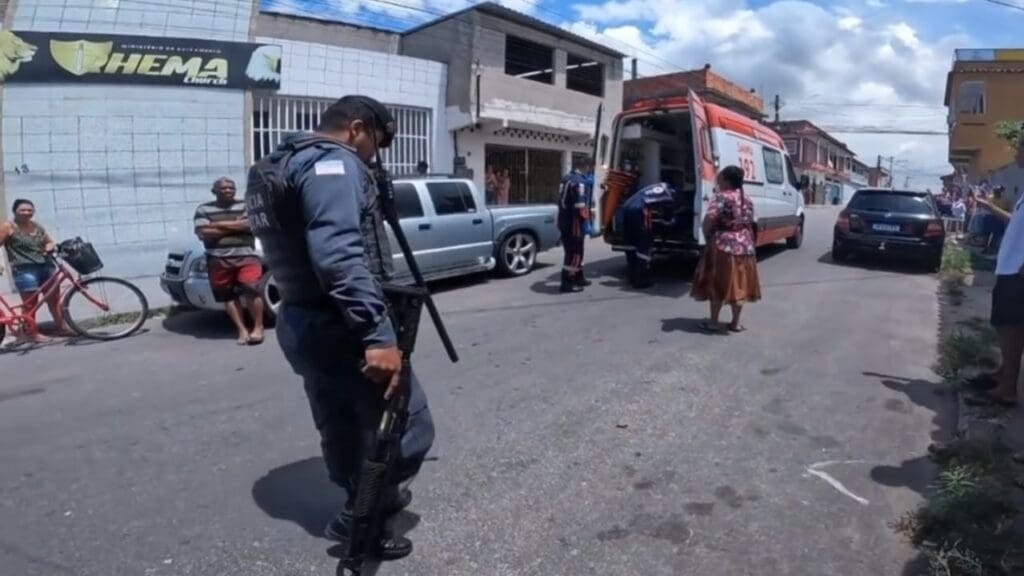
[497,232,537,277]
[259,273,281,323]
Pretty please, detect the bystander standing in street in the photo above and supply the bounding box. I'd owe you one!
[193,177,266,346]
[952,195,966,237]
[0,199,72,342]
[691,165,761,333]
[965,189,1024,407]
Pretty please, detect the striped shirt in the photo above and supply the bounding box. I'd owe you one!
[193,200,257,258]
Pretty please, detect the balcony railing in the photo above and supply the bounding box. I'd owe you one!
[954,48,1024,63]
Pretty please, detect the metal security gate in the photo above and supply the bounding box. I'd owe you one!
[485,145,564,204]
[251,96,432,174]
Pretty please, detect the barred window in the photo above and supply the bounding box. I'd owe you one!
[251,96,432,175]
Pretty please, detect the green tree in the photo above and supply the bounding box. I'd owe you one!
[995,120,1023,150]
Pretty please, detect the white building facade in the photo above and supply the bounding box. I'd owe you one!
[0,3,449,283]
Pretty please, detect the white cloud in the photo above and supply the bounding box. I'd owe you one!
[567,0,967,188]
[838,15,863,30]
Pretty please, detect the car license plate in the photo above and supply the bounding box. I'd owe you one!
[872,223,900,233]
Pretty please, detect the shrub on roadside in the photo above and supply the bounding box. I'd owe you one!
[941,242,972,278]
[894,440,1021,576]
[933,330,998,383]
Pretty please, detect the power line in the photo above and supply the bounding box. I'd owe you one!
[820,128,949,135]
[982,0,1024,12]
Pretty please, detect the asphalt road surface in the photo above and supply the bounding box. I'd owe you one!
[1,206,953,576]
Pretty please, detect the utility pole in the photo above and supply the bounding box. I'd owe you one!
[773,94,780,123]
[631,58,637,80]
[888,156,894,187]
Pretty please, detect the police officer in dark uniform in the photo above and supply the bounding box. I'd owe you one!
[557,157,594,293]
[244,96,432,560]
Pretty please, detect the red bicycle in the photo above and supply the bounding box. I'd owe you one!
[0,238,148,341]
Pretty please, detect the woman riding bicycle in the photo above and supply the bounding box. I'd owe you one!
[0,199,72,342]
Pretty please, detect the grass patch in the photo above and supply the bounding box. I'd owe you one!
[933,329,1000,383]
[941,241,973,277]
[894,439,1022,575]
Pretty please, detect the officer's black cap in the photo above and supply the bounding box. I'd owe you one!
[336,95,396,148]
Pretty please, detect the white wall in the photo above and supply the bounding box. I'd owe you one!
[259,37,452,175]
[2,0,255,279]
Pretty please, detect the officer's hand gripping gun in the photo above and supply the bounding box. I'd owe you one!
[338,167,458,576]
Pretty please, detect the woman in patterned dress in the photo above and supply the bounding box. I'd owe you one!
[691,165,762,333]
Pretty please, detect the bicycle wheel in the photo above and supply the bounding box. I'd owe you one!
[62,276,149,340]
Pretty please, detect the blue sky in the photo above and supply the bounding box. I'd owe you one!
[261,0,1024,187]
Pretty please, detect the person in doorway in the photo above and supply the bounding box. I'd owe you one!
[193,177,266,345]
[0,199,72,342]
[964,190,1024,407]
[497,168,511,205]
[690,165,761,333]
[557,157,593,293]
[244,95,434,559]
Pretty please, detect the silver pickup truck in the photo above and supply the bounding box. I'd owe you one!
[160,176,560,318]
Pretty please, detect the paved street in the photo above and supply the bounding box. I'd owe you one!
[1,206,952,576]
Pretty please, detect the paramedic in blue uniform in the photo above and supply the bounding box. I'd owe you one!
[244,95,432,561]
[558,157,594,293]
[616,182,680,288]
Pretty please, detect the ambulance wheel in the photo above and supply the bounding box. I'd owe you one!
[786,218,804,249]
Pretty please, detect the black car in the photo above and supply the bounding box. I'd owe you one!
[832,188,945,271]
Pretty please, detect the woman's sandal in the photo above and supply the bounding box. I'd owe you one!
[699,320,726,334]
[728,324,747,333]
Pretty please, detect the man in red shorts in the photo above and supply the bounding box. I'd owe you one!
[194,177,266,345]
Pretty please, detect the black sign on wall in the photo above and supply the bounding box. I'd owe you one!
[0,30,281,90]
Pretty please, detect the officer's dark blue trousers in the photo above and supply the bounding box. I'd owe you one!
[559,216,585,272]
[276,303,435,507]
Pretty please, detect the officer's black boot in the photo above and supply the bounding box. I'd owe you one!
[575,268,592,287]
[325,488,414,560]
[560,270,582,293]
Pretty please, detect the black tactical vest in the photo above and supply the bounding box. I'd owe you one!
[245,135,393,305]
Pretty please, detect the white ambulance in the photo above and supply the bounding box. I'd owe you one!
[600,89,805,256]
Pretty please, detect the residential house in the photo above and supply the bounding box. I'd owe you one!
[868,167,892,188]
[944,48,1024,183]
[400,2,625,208]
[768,120,859,204]
[622,64,765,120]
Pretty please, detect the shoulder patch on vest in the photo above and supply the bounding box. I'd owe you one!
[314,160,346,176]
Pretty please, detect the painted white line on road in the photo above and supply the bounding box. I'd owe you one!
[805,460,870,506]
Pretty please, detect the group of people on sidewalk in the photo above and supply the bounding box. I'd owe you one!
[556,162,762,333]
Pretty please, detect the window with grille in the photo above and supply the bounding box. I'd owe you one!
[251,96,432,175]
[957,81,985,116]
